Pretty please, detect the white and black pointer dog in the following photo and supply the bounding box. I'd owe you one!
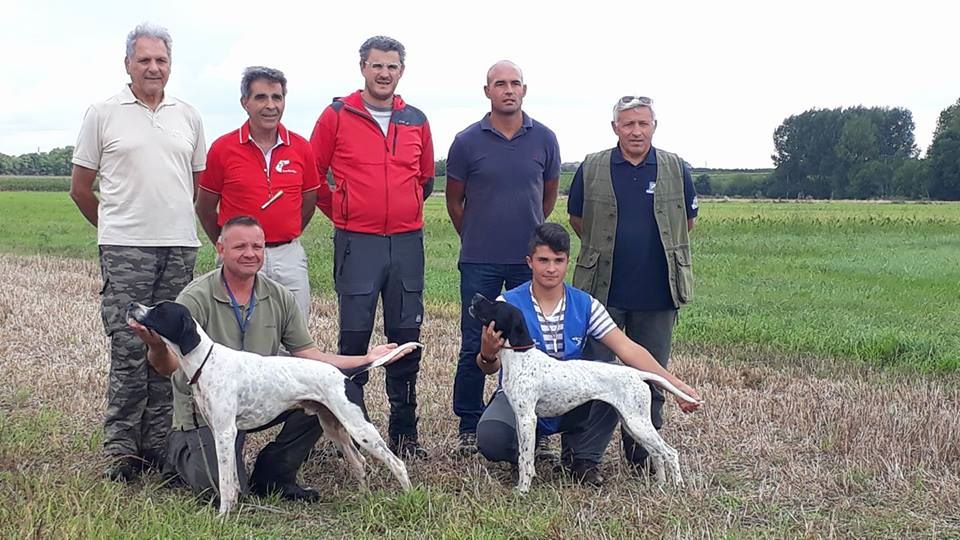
[469,294,701,493]
[127,300,418,514]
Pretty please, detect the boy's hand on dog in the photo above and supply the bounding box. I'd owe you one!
[480,321,504,360]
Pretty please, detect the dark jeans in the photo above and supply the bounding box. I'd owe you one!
[476,392,619,465]
[333,229,424,441]
[453,262,532,434]
[583,308,677,464]
[166,409,323,498]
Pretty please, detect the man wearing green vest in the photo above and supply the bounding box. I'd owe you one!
[567,95,699,473]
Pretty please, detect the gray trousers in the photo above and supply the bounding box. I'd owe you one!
[476,391,619,466]
[166,409,323,498]
[583,308,677,464]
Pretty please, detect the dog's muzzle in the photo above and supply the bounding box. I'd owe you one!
[126,302,149,323]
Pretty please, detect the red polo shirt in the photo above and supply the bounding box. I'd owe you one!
[201,122,322,243]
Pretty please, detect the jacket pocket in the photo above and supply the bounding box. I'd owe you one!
[674,248,694,304]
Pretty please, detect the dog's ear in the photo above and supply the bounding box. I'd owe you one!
[176,309,201,355]
[503,303,534,348]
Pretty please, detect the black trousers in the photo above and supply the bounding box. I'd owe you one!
[333,229,424,441]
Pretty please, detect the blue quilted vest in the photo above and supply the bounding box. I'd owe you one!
[501,282,593,434]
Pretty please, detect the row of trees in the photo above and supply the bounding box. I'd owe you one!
[0,146,74,176]
[767,98,960,200]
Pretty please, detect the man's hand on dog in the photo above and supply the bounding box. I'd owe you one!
[673,380,703,413]
[365,342,418,366]
[128,319,165,349]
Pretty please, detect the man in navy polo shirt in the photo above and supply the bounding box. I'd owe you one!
[568,95,699,473]
[446,60,561,456]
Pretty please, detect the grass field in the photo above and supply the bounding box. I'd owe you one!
[3,192,959,371]
[1,193,959,537]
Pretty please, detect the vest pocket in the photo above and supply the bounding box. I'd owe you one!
[674,248,694,304]
[573,247,601,293]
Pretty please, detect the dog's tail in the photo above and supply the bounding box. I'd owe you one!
[636,371,701,404]
[350,342,424,379]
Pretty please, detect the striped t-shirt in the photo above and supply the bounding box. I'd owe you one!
[499,287,616,359]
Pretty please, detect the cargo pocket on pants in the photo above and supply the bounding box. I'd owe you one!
[400,277,424,328]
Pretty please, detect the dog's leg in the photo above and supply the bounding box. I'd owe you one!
[211,421,241,514]
[311,403,368,489]
[619,412,683,487]
[321,392,412,492]
[511,398,539,494]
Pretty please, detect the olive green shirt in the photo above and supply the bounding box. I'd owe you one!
[170,268,315,430]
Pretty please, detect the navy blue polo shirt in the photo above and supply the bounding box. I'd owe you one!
[447,112,561,264]
[568,146,698,311]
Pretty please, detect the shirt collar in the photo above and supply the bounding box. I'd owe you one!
[119,84,175,109]
[612,145,657,166]
[238,121,289,146]
[479,112,534,138]
[212,267,271,304]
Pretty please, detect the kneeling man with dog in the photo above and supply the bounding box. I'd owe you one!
[474,223,702,487]
[130,215,411,503]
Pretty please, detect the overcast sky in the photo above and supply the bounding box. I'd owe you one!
[2,0,957,168]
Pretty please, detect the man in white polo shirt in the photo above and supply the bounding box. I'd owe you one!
[70,22,206,482]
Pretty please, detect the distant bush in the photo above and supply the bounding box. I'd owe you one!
[0,176,72,192]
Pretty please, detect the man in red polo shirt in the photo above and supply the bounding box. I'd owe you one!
[197,66,321,317]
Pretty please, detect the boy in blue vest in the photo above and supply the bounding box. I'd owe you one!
[474,223,701,485]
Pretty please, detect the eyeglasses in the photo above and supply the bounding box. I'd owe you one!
[619,95,653,106]
[364,61,402,73]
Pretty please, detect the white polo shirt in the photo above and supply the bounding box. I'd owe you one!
[72,85,206,247]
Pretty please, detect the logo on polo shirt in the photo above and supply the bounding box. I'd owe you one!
[275,160,298,174]
[571,336,583,346]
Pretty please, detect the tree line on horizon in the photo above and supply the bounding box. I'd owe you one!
[4,97,959,200]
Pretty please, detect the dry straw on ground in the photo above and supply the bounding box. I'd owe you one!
[1,254,958,537]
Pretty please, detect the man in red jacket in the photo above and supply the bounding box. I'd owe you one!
[310,35,434,459]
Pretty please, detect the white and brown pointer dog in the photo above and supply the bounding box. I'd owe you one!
[128,300,418,514]
[469,294,701,493]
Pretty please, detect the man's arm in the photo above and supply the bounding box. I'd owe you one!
[445,177,466,235]
[292,342,413,370]
[688,218,696,232]
[70,165,100,227]
[598,328,701,411]
[301,190,318,232]
[567,164,586,238]
[569,215,584,238]
[195,189,221,244]
[421,177,435,200]
[192,172,202,201]
[542,177,559,219]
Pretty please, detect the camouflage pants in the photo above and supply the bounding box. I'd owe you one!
[99,245,197,461]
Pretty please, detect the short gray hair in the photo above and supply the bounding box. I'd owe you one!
[241,66,287,99]
[125,22,172,60]
[613,95,656,123]
[359,35,406,64]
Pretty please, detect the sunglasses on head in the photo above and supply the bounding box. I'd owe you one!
[619,95,653,106]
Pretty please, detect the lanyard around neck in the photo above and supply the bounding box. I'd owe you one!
[222,275,257,351]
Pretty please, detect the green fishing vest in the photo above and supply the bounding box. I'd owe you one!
[572,147,694,308]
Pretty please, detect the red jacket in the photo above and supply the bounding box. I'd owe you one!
[310,90,434,234]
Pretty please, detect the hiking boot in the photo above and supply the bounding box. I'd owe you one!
[456,432,478,457]
[251,481,321,502]
[556,460,605,487]
[104,457,140,483]
[391,435,429,460]
[534,435,559,464]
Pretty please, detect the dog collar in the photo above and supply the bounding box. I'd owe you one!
[188,344,216,386]
[502,344,536,351]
